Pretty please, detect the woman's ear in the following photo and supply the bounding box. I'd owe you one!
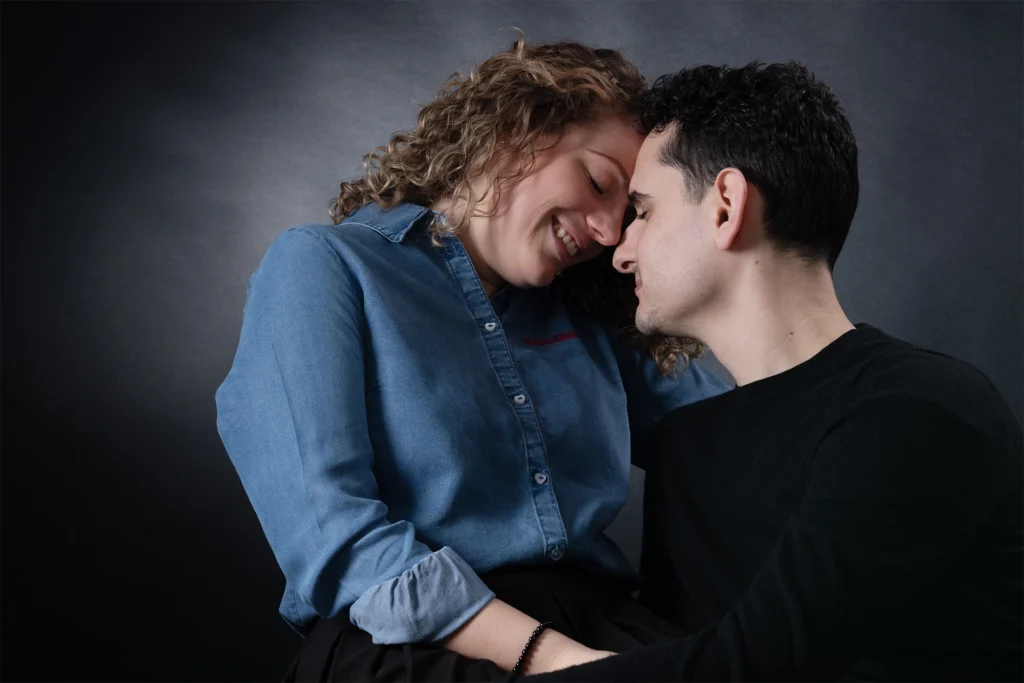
[712,168,748,252]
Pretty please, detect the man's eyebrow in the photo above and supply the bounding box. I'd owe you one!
[628,190,651,206]
[587,149,629,187]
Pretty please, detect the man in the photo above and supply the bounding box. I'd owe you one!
[526,62,1023,680]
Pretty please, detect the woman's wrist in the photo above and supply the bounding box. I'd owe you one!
[513,622,553,675]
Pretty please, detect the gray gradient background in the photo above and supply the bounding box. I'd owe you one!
[3,2,1021,680]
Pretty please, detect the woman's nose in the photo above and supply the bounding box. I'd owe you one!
[588,210,621,247]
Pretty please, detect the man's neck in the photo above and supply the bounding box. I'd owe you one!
[700,261,855,387]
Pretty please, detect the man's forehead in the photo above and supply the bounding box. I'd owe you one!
[648,125,680,159]
[629,132,670,193]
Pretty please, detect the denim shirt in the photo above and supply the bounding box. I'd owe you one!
[215,202,729,644]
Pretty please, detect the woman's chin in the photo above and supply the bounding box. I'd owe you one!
[508,266,559,290]
[535,269,561,289]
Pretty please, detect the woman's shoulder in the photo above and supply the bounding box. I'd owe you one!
[259,223,370,271]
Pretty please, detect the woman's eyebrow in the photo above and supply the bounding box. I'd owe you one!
[586,148,629,187]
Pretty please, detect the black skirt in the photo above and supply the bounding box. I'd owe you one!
[283,564,686,682]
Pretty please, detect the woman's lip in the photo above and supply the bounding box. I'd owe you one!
[552,223,574,265]
[553,216,585,254]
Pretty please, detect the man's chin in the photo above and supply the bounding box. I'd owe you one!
[635,310,663,337]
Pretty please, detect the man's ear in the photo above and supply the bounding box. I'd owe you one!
[711,168,748,251]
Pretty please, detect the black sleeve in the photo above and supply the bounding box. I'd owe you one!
[523,395,1020,681]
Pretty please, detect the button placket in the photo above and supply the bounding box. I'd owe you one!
[441,237,567,563]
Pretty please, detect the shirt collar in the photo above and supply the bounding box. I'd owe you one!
[345,202,437,243]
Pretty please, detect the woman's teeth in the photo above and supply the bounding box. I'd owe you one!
[556,226,579,257]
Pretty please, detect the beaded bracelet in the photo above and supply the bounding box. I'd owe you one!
[512,621,553,675]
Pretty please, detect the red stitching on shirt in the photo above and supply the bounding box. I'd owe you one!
[524,331,579,346]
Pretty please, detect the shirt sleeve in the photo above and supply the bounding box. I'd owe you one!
[522,394,1022,681]
[215,227,494,644]
[614,339,731,470]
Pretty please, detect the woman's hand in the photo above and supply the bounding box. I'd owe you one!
[442,598,613,674]
[538,641,615,673]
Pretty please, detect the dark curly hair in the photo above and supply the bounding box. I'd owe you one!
[640,61,860,270]
[330,33,704,375]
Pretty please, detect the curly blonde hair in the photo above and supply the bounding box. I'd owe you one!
[330,33,704,375]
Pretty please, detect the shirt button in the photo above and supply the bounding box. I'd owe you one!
[550,548,564,561]
[533,472,548,485]
[484,321,497,332]
[513,394,527,405]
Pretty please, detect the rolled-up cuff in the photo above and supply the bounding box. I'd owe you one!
[349,546,496,645]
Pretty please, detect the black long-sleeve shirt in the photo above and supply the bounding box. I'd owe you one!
[529,325,1023,681]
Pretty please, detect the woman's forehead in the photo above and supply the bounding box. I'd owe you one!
[558,117,644,163]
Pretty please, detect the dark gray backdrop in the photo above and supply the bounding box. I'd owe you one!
[3,2,1021,680]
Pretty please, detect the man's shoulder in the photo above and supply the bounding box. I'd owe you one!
[821,330,1022,471]
[841,326,1012,422]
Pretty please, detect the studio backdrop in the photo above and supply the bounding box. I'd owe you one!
[3,2,1021,681]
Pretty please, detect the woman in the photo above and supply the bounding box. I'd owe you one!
[216,35,728,681]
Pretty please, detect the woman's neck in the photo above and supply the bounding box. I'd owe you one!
[432,198,507,298]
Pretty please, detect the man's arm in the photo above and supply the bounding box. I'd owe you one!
[523,395,1022,681]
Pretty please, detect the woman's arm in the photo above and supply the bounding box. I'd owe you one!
[613,336,731,470]
[216,227,602,667]
[217,227,490,642]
